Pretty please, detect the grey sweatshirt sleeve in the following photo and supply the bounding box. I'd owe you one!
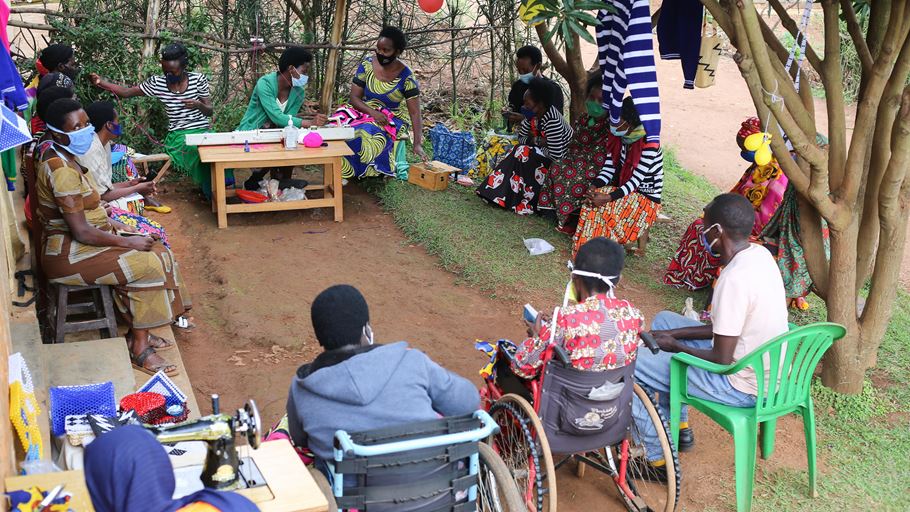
[286,388,308,448]
[420,352,480,416]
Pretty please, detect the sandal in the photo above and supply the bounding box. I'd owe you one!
[131,346,179,377]
[147,333,176,351]
[174,315,196,330]
[145,204,172,214]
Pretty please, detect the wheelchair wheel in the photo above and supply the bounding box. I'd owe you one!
[478,442,529,511]
[608,383,680,512]
[488,394,557,512]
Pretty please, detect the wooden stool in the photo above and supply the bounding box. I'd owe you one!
[50,284,119,344]
[132,153,172,179]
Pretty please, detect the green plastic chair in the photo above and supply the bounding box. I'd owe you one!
[668,322,847,512]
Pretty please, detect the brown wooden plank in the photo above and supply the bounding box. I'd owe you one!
[224,198,335,213]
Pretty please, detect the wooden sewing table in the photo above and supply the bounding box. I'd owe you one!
[198,141,352,229]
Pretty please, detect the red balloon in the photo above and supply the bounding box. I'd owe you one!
[418,0,444,13]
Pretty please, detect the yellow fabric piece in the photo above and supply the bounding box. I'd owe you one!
[9,380,43,459]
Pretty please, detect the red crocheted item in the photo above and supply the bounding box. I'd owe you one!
[120,392,167,424]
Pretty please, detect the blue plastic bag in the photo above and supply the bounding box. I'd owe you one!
[429,124,476,172]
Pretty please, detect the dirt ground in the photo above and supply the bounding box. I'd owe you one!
[165,180,813,511]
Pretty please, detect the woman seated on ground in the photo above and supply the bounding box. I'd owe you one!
[333,26,427,179]
[74,101,172,246]
[538,73,611,233]
[85,426,257,512]
[90,44,218,199]
[572,97,663,255]
[495,237,643,399]
[476,77,573,215]
[238,46,327,190]
[286,285,478,474]
[37,98,191,376]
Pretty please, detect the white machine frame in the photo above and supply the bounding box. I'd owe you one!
[184,127,355,147]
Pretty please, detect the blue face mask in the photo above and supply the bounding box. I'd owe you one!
[520,107,536,120]
[699,222,723,257]
[291,72,309,88]
[519,72,534,84]
[47,124,95,156]
[165,72,184,85]
[610,125,628,137]
[108,122,122,137]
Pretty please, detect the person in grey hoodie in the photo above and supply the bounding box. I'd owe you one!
[286,284,481,467]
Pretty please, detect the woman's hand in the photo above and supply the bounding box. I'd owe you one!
[585,190,613,207]
[524,312,551,337]
[124,235,155,252]
[413,145,429,162]
[135,181,157,196]
[181,98,205,111]
[503,111,524,124]
[89,73,104,88]
[313,113,328,126]
[372,110,389,127]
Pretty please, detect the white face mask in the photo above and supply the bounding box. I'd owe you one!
[363,324,374,345]
[562,261,617,307]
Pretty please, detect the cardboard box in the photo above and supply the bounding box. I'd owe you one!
[408,161,460,191]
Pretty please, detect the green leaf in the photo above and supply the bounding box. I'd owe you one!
[544,23,560,43]
[571,11,601,26]
[568,18,596,44]
[561,22,574,49]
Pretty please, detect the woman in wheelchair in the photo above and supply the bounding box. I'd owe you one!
[496,237,644,399]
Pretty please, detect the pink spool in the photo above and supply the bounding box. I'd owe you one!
[303,131,324,148]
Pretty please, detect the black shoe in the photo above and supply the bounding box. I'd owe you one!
[626,457,668,483]
[678,427,695,452]
[244,172,267,191]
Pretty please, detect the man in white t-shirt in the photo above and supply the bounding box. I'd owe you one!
[630,193,788,478]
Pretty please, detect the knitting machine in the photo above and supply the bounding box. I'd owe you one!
[184,126,354,146]
[150,395,263,491]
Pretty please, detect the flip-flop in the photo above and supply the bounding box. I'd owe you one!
[145,205,172,214]
[147,333,176,351]
[131,346,179,377]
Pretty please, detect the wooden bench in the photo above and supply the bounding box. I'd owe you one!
[132,153,172,179]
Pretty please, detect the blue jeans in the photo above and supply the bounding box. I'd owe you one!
[632,311,756,461]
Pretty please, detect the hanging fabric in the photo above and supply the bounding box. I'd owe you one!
[695,16,721,88]
[656,0,704,89]
[596,0,661,143]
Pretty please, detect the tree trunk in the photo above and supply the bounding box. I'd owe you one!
[820,219,863,393]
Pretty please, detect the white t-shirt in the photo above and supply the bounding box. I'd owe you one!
[75,134,113,195]
[711,244,788,395]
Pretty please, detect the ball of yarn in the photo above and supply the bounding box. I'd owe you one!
[120,392,166,423]
[303,131,323,148]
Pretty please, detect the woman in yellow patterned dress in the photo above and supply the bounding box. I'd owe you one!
[37,99,190,377]
[333,26,427,178]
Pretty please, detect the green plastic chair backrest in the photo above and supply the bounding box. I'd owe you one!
[728,323,846,418]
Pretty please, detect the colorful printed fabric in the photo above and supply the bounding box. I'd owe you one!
[475,143,550,215]
[538,113,611,229]
[663,217,721,290]
[469,133,517,180]
[731,160,789,236]
[510,294,643,379]
[572,186,660,253]
[110,206,169,248]
[760,186,825,299]
[110,143,139,183]
[339,57,419,178]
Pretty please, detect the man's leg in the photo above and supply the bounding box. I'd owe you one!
[633,311,712,461]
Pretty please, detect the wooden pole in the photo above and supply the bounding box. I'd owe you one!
[142,0,161,59]
[320,0,349,114]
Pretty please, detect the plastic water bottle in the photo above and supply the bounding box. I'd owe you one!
[283,118,299,150]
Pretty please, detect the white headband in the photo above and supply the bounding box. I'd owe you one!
[563,261,616,306]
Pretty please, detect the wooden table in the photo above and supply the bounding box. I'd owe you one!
[197,141,353,229]
[5,470,95,511]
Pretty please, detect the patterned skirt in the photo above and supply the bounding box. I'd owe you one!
[41,231,190,329]
[475,145,550,216]
[663,217,721,290]
[572,187,660,254]
[538,117,611,230]
[469,134,518,180]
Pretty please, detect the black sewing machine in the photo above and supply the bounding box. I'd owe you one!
[148,395,262,490]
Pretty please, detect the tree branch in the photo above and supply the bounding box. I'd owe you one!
[841,13,910,203]
[535,23,570,79]
[822,0,849,191]
[866,0,892,60]
[839,0,873,72]
[767,0,824,74]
